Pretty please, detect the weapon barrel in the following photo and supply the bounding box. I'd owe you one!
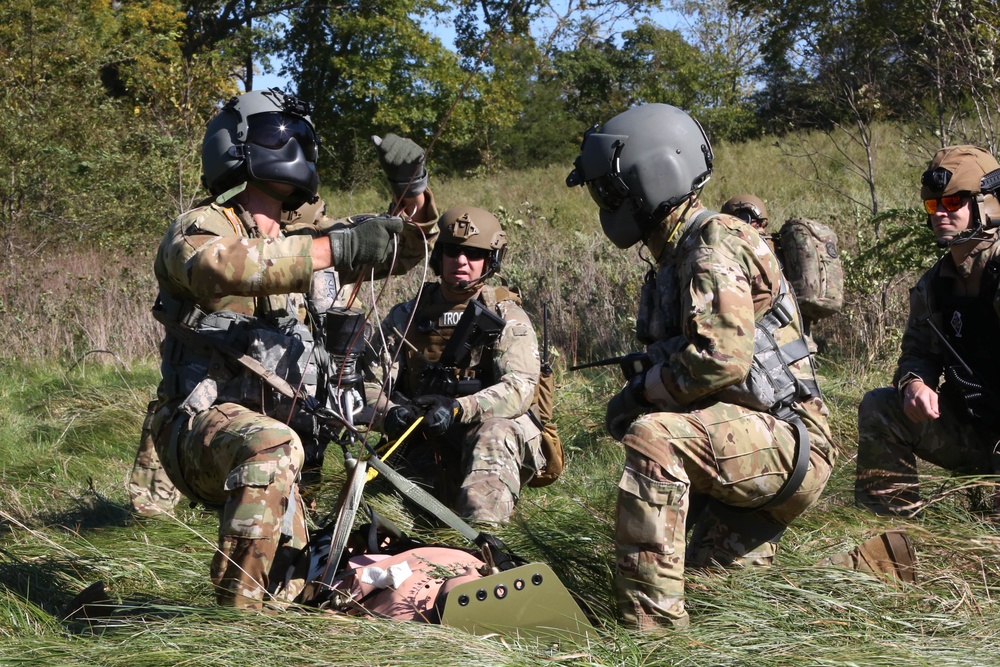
[569,356,623,371]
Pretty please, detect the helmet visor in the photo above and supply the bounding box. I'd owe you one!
[586,174,629,212]
[247,113,318,162]
[577,130,630,211]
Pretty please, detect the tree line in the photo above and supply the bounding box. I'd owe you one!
[2,0,999,250]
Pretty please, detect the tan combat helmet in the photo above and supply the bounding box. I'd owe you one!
[721,193,769,230]
[921,145,1000,244]
[431,206,507,285]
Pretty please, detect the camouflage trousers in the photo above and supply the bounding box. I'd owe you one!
[616,402,833,629]
[855,387,997,515]
[152,402,309,608]
[128,400,182,516]
[400,417,544,523]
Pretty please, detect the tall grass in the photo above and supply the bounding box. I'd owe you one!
[4,356,1000,666]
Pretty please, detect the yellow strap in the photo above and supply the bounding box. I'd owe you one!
[365,416,424,482]
[221,206,246,238]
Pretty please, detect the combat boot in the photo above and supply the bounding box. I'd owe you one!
[817,530,916,583]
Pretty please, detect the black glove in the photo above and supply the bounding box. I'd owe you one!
[605,374,653,441]
[373,134,428,198]
[944,364,994,422]
[414,395,462,437]
[383,404,420,440]
[327,215,404,272]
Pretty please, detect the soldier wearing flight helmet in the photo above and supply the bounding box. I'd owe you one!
[141,88,437,608]
[567,103,835,628]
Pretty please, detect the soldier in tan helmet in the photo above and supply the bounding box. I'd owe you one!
[856,145,1000,517]
[721,193,770,230]
[366,205,546,523]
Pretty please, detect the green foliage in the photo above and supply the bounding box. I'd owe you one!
[0,0,232,252]
[284,0,468,188]
[843,207,936,298]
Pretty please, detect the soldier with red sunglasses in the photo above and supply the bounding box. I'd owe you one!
[856,145,1000,517]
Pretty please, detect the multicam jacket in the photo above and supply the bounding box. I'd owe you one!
[637,203,832,454]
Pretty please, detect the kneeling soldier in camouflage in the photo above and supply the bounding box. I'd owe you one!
[145,88,436,608]
[856,145,1000,517]
[568,104,836,628]
[366,206,545,523]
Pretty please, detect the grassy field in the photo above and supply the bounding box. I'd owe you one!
[4,125,1000,665]
[4,347,1000,665]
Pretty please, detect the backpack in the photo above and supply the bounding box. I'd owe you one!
[773,218,844,321]
[495,289,564,488]
[527,362,563,487]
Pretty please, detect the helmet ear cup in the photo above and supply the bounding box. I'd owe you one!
[982,193,1000,227]
[489,245,506,276]
[429,244,443,276]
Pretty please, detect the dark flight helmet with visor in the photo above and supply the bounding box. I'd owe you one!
[201,88,320,210]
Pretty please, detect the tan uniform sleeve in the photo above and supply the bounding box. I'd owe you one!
[156,205,314,302]
[456,300,540,423]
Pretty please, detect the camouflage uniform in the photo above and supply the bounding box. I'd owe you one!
[128,195,441,517]
[615,203,836,628]
[143,196,437,608]
[368,282,543,522]
[856,235,1000,514]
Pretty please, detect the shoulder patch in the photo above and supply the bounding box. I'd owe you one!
[508,321,530,337]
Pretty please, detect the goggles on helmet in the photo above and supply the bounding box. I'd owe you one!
[923,195,965,214]
[732,207,764,224]
[247,113,319,162]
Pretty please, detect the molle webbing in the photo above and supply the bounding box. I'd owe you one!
[154,300,303,404]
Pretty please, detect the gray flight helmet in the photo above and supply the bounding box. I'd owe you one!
[567,103,713,248]
[202,88,320,210]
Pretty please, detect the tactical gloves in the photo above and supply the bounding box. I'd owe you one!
[605,374,653,441]
[383,404,420,440]
[373,134,428,199]
[327,215,404,272]
[414,395,462,437]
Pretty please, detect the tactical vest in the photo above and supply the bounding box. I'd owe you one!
[399,284,518,397]
[636,212,819,416]
[155,291,327,436]
[932,257,1000,415]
